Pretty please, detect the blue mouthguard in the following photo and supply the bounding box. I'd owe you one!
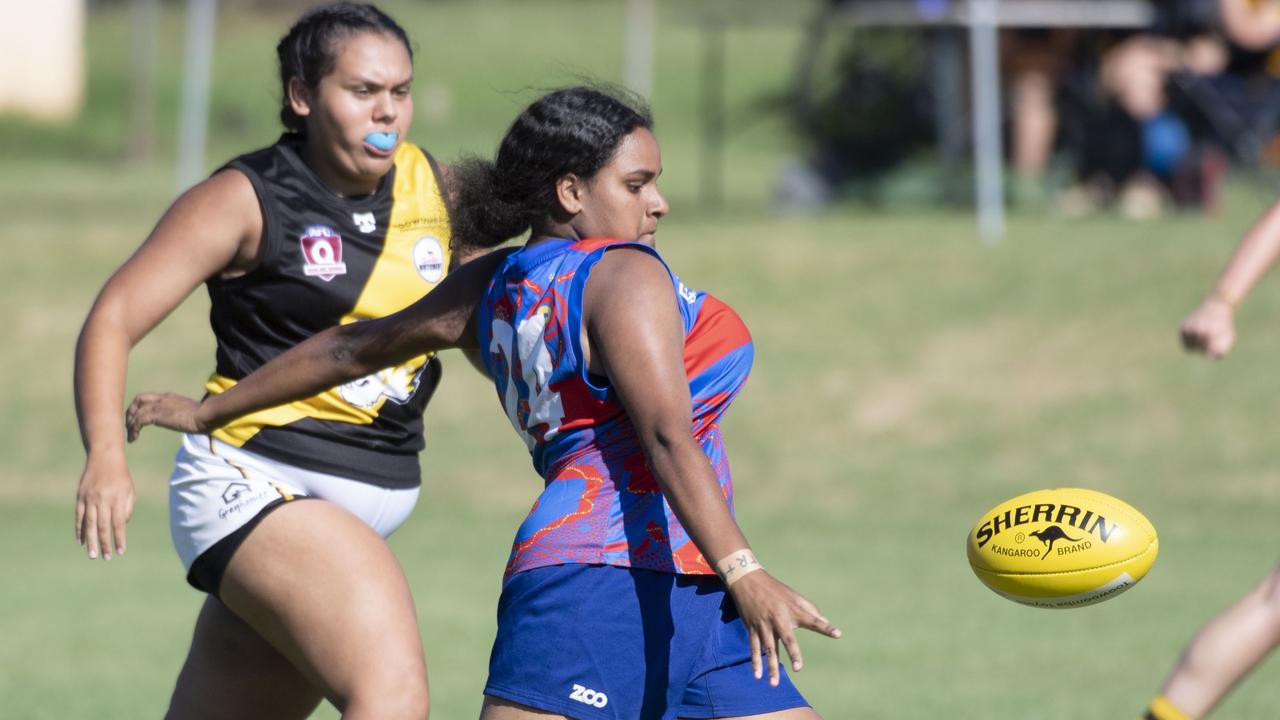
[365,132,398,151]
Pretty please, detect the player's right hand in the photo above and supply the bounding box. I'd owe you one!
[726,570,841,688]
[126,392,207,441]
[75,454,135,561]
[1180,296,1237,359]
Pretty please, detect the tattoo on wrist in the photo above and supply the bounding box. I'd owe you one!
[716,549,762,587]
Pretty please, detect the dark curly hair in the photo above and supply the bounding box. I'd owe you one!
[450,86,653,249]
[276,3,413,135]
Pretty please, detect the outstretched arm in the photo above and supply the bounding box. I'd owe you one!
[1181,198,1280,358]
[75,169,259,561]
[584,248,840,688]
[127,248,513,437]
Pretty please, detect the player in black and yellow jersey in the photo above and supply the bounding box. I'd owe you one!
[72,4,505,718]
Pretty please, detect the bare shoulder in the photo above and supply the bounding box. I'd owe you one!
[589,245,668,294]
[585,245,674,325]
[126,166,264,283]
[180,168,259,223]
[154,168,262,265]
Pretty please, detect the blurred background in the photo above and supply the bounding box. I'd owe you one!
[6,0,1280,717]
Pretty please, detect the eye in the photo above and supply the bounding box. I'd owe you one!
[627,183,643,194]
[353,86,371,97]
[394,87,412,98]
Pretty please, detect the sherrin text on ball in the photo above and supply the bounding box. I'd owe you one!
[967,488,1158,609]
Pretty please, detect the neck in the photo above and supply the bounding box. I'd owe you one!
[533,219,579,244]
[301,142,380,198]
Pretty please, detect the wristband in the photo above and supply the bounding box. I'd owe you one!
[716,549,763,587]
[1211,288,1241,310]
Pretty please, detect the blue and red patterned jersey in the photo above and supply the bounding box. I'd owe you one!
[478,238,753,580]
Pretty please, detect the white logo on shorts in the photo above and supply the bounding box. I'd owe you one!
[569,683,608,708]
[221,482,251,504]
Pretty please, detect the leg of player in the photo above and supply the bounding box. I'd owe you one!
[710,709,822,720]
[479,696,568,718]
[166,596,323,720]
[1149,563,1280,719]
[217,499,430,719]
[711,707,819,712]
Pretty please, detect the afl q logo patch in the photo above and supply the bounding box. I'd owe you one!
[413,236,445,283]
[300,225,347,282]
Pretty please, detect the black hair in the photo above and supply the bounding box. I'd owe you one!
[276,3,413,135]
[450,86,653,249]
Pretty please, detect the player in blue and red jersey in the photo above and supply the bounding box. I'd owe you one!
[478,235,752,579]
[127,86,841,720]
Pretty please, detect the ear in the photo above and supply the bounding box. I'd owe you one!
[287,77,314,119]
[554,173,586,216]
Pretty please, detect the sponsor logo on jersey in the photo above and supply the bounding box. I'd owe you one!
[413,235,445,283]
[569,684,608,708]
[677,279,697,304]
[338,362,427,409]
[352,212,376,233]
[392,216,430,232]
[300,225,348,281]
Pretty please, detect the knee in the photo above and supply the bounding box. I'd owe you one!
[344,678,430,720]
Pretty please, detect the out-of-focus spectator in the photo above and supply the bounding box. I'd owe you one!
[1004,29,1081,210]
[1185,0,1280,167]
[777,0,1280,216]
[1069,0,1280,219]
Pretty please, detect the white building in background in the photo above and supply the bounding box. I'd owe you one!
[0,0,85,120]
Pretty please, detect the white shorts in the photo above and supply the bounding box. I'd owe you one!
[169,433,420,592]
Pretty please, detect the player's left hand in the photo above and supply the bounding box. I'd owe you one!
[726,571,841,687]
[1180,295,1237,359]
[126,393,208,440]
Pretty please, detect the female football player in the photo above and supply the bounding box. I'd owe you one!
[126,86,842,719]
[1143,195,1280,720]
[73,4,503,717]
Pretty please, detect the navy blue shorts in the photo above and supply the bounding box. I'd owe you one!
[484,563,810,719]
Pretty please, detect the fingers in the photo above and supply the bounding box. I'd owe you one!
[83,504,101,560]
[1207,332,1235,359]
[781,628,804,674]
[97,502,114,560]
[763,628,780,687]
[78,494,133,560]
[1179,325,1204,352]
[113,496,131,556]
[797,609,843,639]
[749,627,762,681]
[74,497,85,546]
[125,394,151,442]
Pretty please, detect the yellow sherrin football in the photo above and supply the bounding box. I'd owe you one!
[967,488,1158,609]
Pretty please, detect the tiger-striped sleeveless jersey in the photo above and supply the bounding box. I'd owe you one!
[203,135,451,487]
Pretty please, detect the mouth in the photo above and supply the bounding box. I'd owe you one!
[363,131,398,157]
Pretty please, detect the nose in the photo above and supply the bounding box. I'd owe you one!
[373,90,396,123]
[650,187,669,219]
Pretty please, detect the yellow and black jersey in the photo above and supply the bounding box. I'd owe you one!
[204,135,451,488]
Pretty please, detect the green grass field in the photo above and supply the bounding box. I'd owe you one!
[6,1,1280,717]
